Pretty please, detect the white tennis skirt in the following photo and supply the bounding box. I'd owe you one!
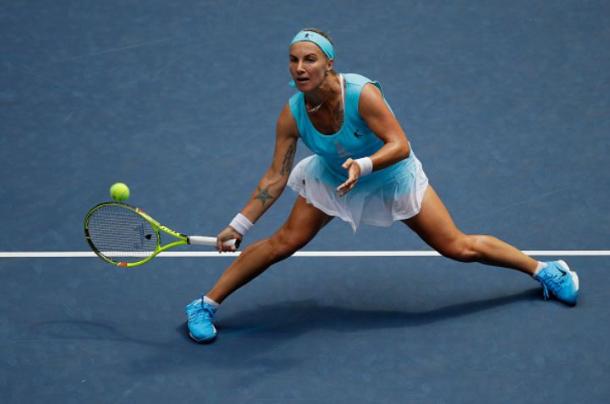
[287,154,429,231]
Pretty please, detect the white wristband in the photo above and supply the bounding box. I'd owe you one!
[229,213,253,236]
[355,157,373,177]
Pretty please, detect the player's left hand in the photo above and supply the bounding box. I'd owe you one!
[337,158,361,197]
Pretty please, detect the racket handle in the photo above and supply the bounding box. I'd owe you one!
[188,236,239,249]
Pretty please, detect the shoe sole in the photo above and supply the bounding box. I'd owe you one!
[189,332,217,343]
[188,323,218,343]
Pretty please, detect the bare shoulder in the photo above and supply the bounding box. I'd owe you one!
[276,103,299,139]
[358,83,388,118]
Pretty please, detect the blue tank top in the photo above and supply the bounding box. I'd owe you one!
[288,73,413,181]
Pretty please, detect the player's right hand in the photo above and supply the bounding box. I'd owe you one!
[216,226,242,252]
[337,158,362,197]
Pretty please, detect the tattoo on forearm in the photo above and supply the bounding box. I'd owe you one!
[255,186,274,206]
[280,142,297,176]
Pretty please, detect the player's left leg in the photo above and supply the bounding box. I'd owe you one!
[403,186,578,304]
[403,186,537,273]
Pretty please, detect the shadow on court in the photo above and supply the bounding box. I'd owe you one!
[213,288,541,338]
[28,320,167,348]
[37,289,542,371]
[28,288,540,374]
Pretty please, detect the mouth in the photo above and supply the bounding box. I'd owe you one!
[296,77,310,83]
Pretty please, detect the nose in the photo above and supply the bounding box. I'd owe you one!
[296,60,305,74]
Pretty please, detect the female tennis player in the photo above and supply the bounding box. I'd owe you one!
[186,29,579,342]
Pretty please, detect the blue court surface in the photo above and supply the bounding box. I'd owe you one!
[2,1,609,403]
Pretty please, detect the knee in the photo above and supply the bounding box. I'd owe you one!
[267,228,308,261]
[438,235,481,263]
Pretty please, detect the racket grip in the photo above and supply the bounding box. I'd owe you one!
[188,236,239,249]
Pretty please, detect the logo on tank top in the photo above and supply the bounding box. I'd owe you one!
[334,141,350,158]
[353,130,363,138]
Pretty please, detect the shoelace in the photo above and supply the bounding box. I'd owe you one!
[539,271,567,300]
[187,303,213,323]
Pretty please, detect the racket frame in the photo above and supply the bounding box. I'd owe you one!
[84,202,194,268]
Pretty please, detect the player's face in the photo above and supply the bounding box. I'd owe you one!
[289,42,333,92]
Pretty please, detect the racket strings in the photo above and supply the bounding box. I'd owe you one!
[86,205,158,262]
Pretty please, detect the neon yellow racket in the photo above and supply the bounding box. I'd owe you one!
[84,202,238,267]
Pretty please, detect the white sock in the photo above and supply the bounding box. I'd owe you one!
[203,295,220,309]
[533,261,547,277]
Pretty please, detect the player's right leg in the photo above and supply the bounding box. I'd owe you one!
[187,196,332,342]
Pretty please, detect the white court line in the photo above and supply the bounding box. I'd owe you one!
[1,250,610,258]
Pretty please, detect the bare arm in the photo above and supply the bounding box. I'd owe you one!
[337,84,410,195]
[216,103,298,250]
[241,104,298,222]
[358,83,410,168]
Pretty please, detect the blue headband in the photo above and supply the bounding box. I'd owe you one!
[290,30,335,60]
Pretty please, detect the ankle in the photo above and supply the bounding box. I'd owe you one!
[532,261,548,278]
[203,295,220,309]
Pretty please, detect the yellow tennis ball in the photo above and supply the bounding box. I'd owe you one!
[110,182,130,201]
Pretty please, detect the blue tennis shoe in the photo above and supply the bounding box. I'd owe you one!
[185,298,217,342]
[535,260,579,305]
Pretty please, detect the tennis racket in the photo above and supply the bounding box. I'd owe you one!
[84,202,238,268]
